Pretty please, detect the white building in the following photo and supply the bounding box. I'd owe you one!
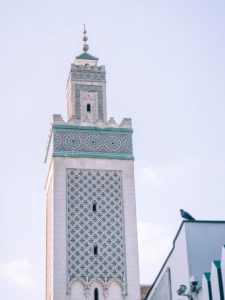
[145,220,225,300]
[45,28,140,300]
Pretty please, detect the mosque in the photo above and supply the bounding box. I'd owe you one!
[45,27,140,300]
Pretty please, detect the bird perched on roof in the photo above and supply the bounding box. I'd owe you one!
[180,209,195,221]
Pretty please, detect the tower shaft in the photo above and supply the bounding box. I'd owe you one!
[45,30,140,300]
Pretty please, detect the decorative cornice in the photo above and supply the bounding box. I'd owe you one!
[52,124,133,133]
[53,152,134,160]
[71,70,106,82]
[45,116,133,162]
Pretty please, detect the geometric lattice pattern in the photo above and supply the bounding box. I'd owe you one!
[53,129,133,159]
[67,169,126,287]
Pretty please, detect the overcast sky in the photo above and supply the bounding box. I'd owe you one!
[0,0,225,299]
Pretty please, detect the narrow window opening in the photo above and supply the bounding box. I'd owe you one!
[93,202,97,212]
[94,288,99,300]
[87,103,91,112]
[94,245,98,255]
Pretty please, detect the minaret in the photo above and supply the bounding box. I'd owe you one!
[45,27,140,300]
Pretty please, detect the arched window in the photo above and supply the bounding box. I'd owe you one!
[87,103,91,112]
[93,202,97,212]
[94,245,98,255]
[94,288,99,300]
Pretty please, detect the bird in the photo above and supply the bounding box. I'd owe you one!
[180,209,195,221]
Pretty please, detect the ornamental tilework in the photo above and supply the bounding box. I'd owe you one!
[53,129,133,158]
[75,85,104,120]
[72,71,106,82]
[67,169,126,289]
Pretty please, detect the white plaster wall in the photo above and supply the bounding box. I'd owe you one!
[185,222,225,284]
[198,275,210,300]
[108,282,123,300]
[210,261,221,300]
[166,226,190,300]
[52,158,68,300]
[221,245,225,293]
[147,222,225,300]
[147,225,190,300]
[45,162,54,300]
[70,282,85,300]
[52,156,140,300]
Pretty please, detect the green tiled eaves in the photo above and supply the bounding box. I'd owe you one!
[76,52,98,60]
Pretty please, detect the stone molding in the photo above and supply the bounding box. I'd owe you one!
[68,63,106,82]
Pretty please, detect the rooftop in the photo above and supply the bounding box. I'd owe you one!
[76,52,98,61]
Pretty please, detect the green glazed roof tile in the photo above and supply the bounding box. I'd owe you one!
[76,52,98,60]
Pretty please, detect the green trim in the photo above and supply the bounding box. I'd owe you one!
[214,260,221,269]
[213,260,224,300]
[204,273,213,300]
[52,124,133,133]
[53,152,134,160]
[204,272,211,281]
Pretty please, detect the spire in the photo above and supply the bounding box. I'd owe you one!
[75,25,98,64]
[82,24,89,52]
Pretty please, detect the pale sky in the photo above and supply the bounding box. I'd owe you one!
[0,0,225,299]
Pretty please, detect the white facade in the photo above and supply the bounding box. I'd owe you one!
[146,221,225,300]
[45,36,140,300]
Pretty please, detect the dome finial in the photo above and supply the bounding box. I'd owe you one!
[82,24,89,52]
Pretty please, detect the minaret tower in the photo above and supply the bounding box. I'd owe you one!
[45,27,140,300]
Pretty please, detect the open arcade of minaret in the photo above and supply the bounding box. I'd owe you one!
[45,28,140,300]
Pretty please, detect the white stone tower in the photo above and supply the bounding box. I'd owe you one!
[45,27,140,300]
